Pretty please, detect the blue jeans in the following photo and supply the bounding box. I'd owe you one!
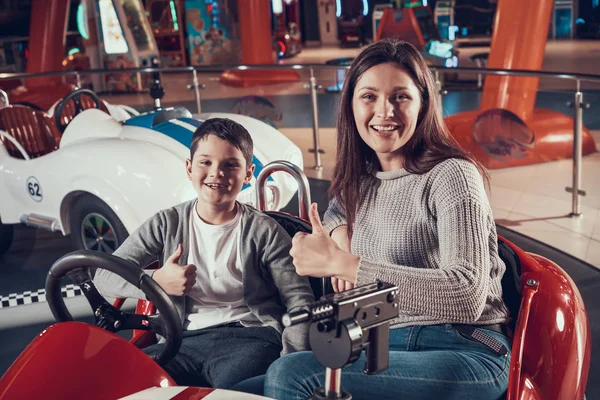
[144,324,282,389]
[259,324,511,400]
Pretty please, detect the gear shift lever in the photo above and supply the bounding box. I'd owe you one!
[283,280,399,399]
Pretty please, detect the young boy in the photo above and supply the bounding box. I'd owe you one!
[94,117,314,389]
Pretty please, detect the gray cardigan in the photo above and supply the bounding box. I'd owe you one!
[94,201,315,355]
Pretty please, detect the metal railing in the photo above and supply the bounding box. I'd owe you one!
[1,63,599,216]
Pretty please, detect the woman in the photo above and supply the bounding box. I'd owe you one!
[264,39,511,400]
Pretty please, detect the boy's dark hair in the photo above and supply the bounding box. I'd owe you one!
[189,118,254,166]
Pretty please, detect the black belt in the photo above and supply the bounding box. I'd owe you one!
[453,324,510,356]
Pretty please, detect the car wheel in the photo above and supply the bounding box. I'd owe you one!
[70,195,129,254]
[0,222,13,257]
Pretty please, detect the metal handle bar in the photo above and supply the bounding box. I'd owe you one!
[256,160,312,220]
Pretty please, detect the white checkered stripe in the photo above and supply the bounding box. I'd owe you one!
[0,284,83,309]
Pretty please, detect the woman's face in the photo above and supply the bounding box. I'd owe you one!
[352,62,422,171]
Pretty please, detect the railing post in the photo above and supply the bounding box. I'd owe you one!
[192,69,201,114]
[308,67,323,170]
[434,70,446,111]
[566,80,589,217]
[572,86,583,216]
[75,72,82,89]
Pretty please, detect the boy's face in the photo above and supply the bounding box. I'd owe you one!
[186,134,254,209]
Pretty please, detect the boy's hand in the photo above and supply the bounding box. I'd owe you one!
[152,244,197,296]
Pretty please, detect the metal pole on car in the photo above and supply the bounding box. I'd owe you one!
[308,67,323,170]
[566,79,589,217]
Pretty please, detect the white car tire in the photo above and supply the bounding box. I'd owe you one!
[0,221,13,257]
[69,195,129,254]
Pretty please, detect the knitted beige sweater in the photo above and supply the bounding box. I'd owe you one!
[323,158,509,328]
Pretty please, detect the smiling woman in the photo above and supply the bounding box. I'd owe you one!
[351,63,422,172]
[331,38,489,236]
[254,39,512,400]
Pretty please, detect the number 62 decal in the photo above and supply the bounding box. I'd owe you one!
[26,176,43,202]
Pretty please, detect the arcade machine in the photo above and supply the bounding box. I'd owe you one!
[576,0,600,39]
[337,0,369,48]
[375,1,459,69]
[272,0,302,59]
[317,0,339,46]
[2,0,158,109]
[452,0,495,46]
[551,0,575,39]
[70,0,160,92]
[218,0,300,87]
[0,37,29,94]
[433,0,456,41]
[183,0,241,66]
[372,3,393,42]
[0,4,32,94]
[145,0,188,66]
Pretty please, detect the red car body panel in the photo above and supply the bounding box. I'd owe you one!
[0,322,176,399]
[501,236,591,400]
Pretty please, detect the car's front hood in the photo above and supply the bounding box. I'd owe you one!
[123,108,272,190]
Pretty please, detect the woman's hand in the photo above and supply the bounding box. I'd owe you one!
[330,226,355,292]
[331,277,355,292]
[290,203,359,283]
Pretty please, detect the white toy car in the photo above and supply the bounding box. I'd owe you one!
[0,88,303,256]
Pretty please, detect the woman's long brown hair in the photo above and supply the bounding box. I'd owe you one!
[329,39,489,235]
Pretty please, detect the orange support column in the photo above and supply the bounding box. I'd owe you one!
[442,0,597,169]
[480,0,554,121]
[25,0,69,88]
[220,0,299,87]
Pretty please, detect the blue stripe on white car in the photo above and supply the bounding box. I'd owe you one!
[126,113,271,189]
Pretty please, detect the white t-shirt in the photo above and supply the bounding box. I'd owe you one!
[185,202,260,330]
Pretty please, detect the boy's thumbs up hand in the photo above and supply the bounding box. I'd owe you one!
[152,244,197,296]
[290,203,342,278]
[167,243,183,264]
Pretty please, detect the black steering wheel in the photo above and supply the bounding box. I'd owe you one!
[54,88,103,133]
[46,250,182,366]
